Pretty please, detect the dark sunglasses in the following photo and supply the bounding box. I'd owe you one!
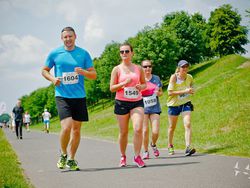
[120,50,130,54]
[142,65,152,68]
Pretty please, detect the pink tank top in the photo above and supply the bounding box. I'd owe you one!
[141,81,158,96]
[115,64,142,101]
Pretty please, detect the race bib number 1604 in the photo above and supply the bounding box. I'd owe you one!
[62,72,79,85]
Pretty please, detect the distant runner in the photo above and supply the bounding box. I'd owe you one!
[12,100,24,139]
[23,111,31,132]
[42,109,51,133]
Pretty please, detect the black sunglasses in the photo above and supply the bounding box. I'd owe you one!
[142,65,152,68]
[120,50,130,54]
[181,65,189,68]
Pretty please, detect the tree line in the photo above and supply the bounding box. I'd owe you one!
[21,4,249,121]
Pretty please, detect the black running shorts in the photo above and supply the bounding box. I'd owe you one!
[55,97,88,122]
[114,99,144,115]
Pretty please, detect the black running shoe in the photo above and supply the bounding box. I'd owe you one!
[185,147,196,156]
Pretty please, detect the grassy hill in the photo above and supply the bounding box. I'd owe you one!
[33,54,250,157]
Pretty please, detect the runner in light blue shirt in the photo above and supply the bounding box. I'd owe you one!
[45,45,93,98]
[42,27,97,171]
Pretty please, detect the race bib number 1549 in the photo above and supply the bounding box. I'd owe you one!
[124,87,139,99]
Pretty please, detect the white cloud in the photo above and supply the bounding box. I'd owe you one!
[56,1,80,23]
[0,0,55,18]
[0,34,51,98]
[0,34,51,112]
[84,14,104,41]
[0,35,50,69]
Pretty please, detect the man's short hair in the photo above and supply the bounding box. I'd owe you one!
[61,26,75,33]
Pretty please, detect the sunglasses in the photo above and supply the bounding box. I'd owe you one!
[120,50,130,54]
[142,65,152,68]
[181,65,189,68]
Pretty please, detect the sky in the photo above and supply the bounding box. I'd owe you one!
[0,0,249,114]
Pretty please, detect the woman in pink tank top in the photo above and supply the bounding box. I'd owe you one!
[110,43,147,168]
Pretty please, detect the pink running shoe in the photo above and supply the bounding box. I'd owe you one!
[151,143,160,157]
[119,155,127,167]
[142,151,149,160]
[134,155,146,168]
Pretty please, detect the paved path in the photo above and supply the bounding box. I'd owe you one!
[3,128,250,188]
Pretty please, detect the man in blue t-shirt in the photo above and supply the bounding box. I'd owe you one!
[42,26,97,171]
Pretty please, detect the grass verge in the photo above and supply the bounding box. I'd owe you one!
[0,129,33,188]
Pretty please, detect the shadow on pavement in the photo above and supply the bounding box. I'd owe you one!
[61,161,199,173]
[156,153,207,160]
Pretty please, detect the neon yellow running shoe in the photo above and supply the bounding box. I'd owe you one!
[57,154,67,169]
[66,159,80,171]
[168,146,175,155]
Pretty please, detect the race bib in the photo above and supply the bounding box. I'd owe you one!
[143,95,157,108]
[124,87,139,99]
[178,93,189,100]
[62,72,79,85]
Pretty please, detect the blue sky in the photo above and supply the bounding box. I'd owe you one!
[0,0,249,113]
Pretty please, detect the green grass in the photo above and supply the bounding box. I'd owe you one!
[32,54,250,157]
[0,129,33,188]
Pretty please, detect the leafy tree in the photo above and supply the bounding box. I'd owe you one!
[95,42,120,94]
[191,13,213,59]
[246,9,250,27]
[21,87,48,122]
[163,11,209,64]
[208,4,248,56]
[44,84,57,116]
[128,25,179,79]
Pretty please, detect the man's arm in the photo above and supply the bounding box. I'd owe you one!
[41,66,61,86]
[75,67,97,80]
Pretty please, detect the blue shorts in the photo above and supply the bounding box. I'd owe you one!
[44,120,50,124]
[168,102,192,116]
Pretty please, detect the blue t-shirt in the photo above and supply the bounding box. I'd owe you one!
[142,75,162,114]
[45,46,93,98]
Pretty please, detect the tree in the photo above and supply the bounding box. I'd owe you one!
[128,25,179,79]
[163,11,209,64]
[208,4,248,56]
[95,42,120,95]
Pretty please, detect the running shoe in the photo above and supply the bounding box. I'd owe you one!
[57,154,67,169]
[133,155,146,168]
[119,155,127,167]
[151,143,160,157]
[185,147,196,156]
[168,145,175,155]
[66,159,80,171]
[142,151,149,160]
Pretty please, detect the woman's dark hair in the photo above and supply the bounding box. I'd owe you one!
[120,42,133,52]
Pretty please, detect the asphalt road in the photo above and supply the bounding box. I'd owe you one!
[3,128,250,188]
